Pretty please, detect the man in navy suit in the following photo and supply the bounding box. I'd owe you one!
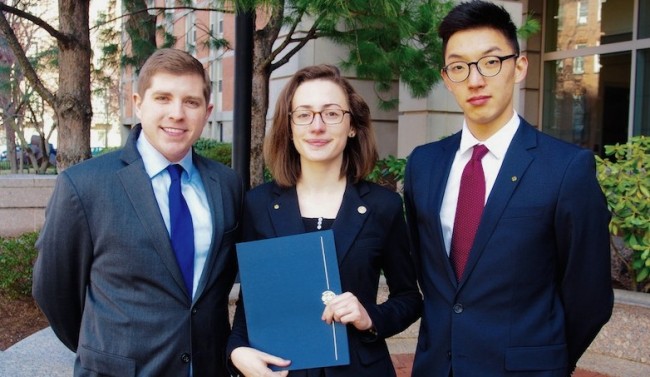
[404,1,613,376]
[33,49,242,376]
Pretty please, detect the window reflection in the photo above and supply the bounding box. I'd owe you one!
[546,0,634,52]
[634,50,650,135]
[543,52,631,155]
[640,0,650,39]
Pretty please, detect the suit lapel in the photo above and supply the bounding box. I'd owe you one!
[192,155,224,300]
[117,128,188,300]
[332,182,369,265]
[460,121,537,285]
[268,185,306,237]
[267,182,369,265]
[432,134,463,285]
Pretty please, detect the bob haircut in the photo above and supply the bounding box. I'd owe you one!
[264,64,378,188]
[137,48,212,105]
[438,0,520,57]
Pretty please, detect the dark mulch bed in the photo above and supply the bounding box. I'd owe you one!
[0,293,48,351]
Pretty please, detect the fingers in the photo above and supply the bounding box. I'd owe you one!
[231,347,291,377]
[321,292,373,331]
[260,353,291,369]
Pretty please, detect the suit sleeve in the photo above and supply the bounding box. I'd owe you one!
[555,150,613,368]
[364,191,422,339]
[403,151,422,281]
[226,192,258,357]
[32,172,93,352]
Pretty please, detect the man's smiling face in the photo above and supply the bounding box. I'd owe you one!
[134,71,213,162]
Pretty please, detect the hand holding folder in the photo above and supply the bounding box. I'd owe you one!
[236,230,350,371]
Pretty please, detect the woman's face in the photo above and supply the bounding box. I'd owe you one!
[290,79,353,169]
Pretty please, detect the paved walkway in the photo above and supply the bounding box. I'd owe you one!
[390,353,611,377]
[2,287,648,376]
[0,331,628,377]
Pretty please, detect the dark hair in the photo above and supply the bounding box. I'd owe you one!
[438,0,520,57]
[265,64,378,188]
[137,48,212,104]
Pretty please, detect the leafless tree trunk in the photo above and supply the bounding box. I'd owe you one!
[54,0,92,169]
[0,0,93,171]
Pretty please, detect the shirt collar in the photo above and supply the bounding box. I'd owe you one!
[136,132,195,179]
[459,111,520,160]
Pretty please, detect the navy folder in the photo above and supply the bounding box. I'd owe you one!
[236,230,350,371]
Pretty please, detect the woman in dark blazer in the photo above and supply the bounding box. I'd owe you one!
[227,64,422,377]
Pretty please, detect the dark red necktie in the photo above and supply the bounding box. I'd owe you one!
[450,144,489,281]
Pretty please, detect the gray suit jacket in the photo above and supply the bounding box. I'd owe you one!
[33,125,243,376]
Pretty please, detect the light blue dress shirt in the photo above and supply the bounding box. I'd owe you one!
[136,134,213,299]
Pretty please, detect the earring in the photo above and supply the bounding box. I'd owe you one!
[348,131,356,138]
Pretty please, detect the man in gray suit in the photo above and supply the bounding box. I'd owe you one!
[33,48,242,376]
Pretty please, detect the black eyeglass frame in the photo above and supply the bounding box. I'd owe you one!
[289,109,352,126]
[442,54,519,83]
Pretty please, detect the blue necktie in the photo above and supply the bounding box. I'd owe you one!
[167,164,194,297]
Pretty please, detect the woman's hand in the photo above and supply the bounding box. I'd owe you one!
[230,347,291,377]
[321,291,373,331]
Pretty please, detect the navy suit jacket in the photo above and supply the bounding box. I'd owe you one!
[404,119,613,377]
[33,125,243,376]
[228,180,422,377]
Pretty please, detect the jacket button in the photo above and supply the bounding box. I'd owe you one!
[192,308,198,314]
[181,353,191,363]
[447,351,452,360]
[453,303,463,313]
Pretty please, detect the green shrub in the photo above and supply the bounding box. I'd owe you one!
[0,232,39,298]
[596,136,650,292]
[367,155,407,192]
[194,138,232,166]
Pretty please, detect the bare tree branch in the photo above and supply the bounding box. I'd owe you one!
[0,10,56,109]
[0,4,70,44]
[90,6,233,31]
[270,17,323,72]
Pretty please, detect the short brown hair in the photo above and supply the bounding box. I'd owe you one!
[137,48,212,104]
[265,64,378,187]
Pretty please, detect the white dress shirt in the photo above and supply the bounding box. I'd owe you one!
[439,112,520,255]
[137,134,213,298]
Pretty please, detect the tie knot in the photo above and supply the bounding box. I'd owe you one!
[167,164,184,181]
[471,144,489,161]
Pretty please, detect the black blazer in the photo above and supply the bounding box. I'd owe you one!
[33,125,243,376]
[228,180,422,377]
[404,119,613,376]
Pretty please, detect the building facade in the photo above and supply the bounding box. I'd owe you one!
[120,0,650,161]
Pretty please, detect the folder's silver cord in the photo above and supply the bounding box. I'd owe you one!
[320,235,339,360]
[320,236,331,290]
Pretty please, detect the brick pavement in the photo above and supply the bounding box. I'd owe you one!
[390,354,611,377]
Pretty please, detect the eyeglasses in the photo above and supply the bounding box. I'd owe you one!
[442,54,519,83]
[290,109,351,126]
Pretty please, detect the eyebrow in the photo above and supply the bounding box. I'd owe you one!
[150,90,203,102]
[446,46,504,61]
[292,103,344,110]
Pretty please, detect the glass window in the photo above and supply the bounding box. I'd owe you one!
[543,52,631,154]
[640,0,650,39]
[573,56,585,74]
[577,0,588,25]
[634,49,650,135]
[545,0,634,52]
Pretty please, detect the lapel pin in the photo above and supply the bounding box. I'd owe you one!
[511,176,518,182]
[358,206,367,214]
[273,204,280,210]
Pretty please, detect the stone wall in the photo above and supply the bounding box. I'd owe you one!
[0,175,56,237]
